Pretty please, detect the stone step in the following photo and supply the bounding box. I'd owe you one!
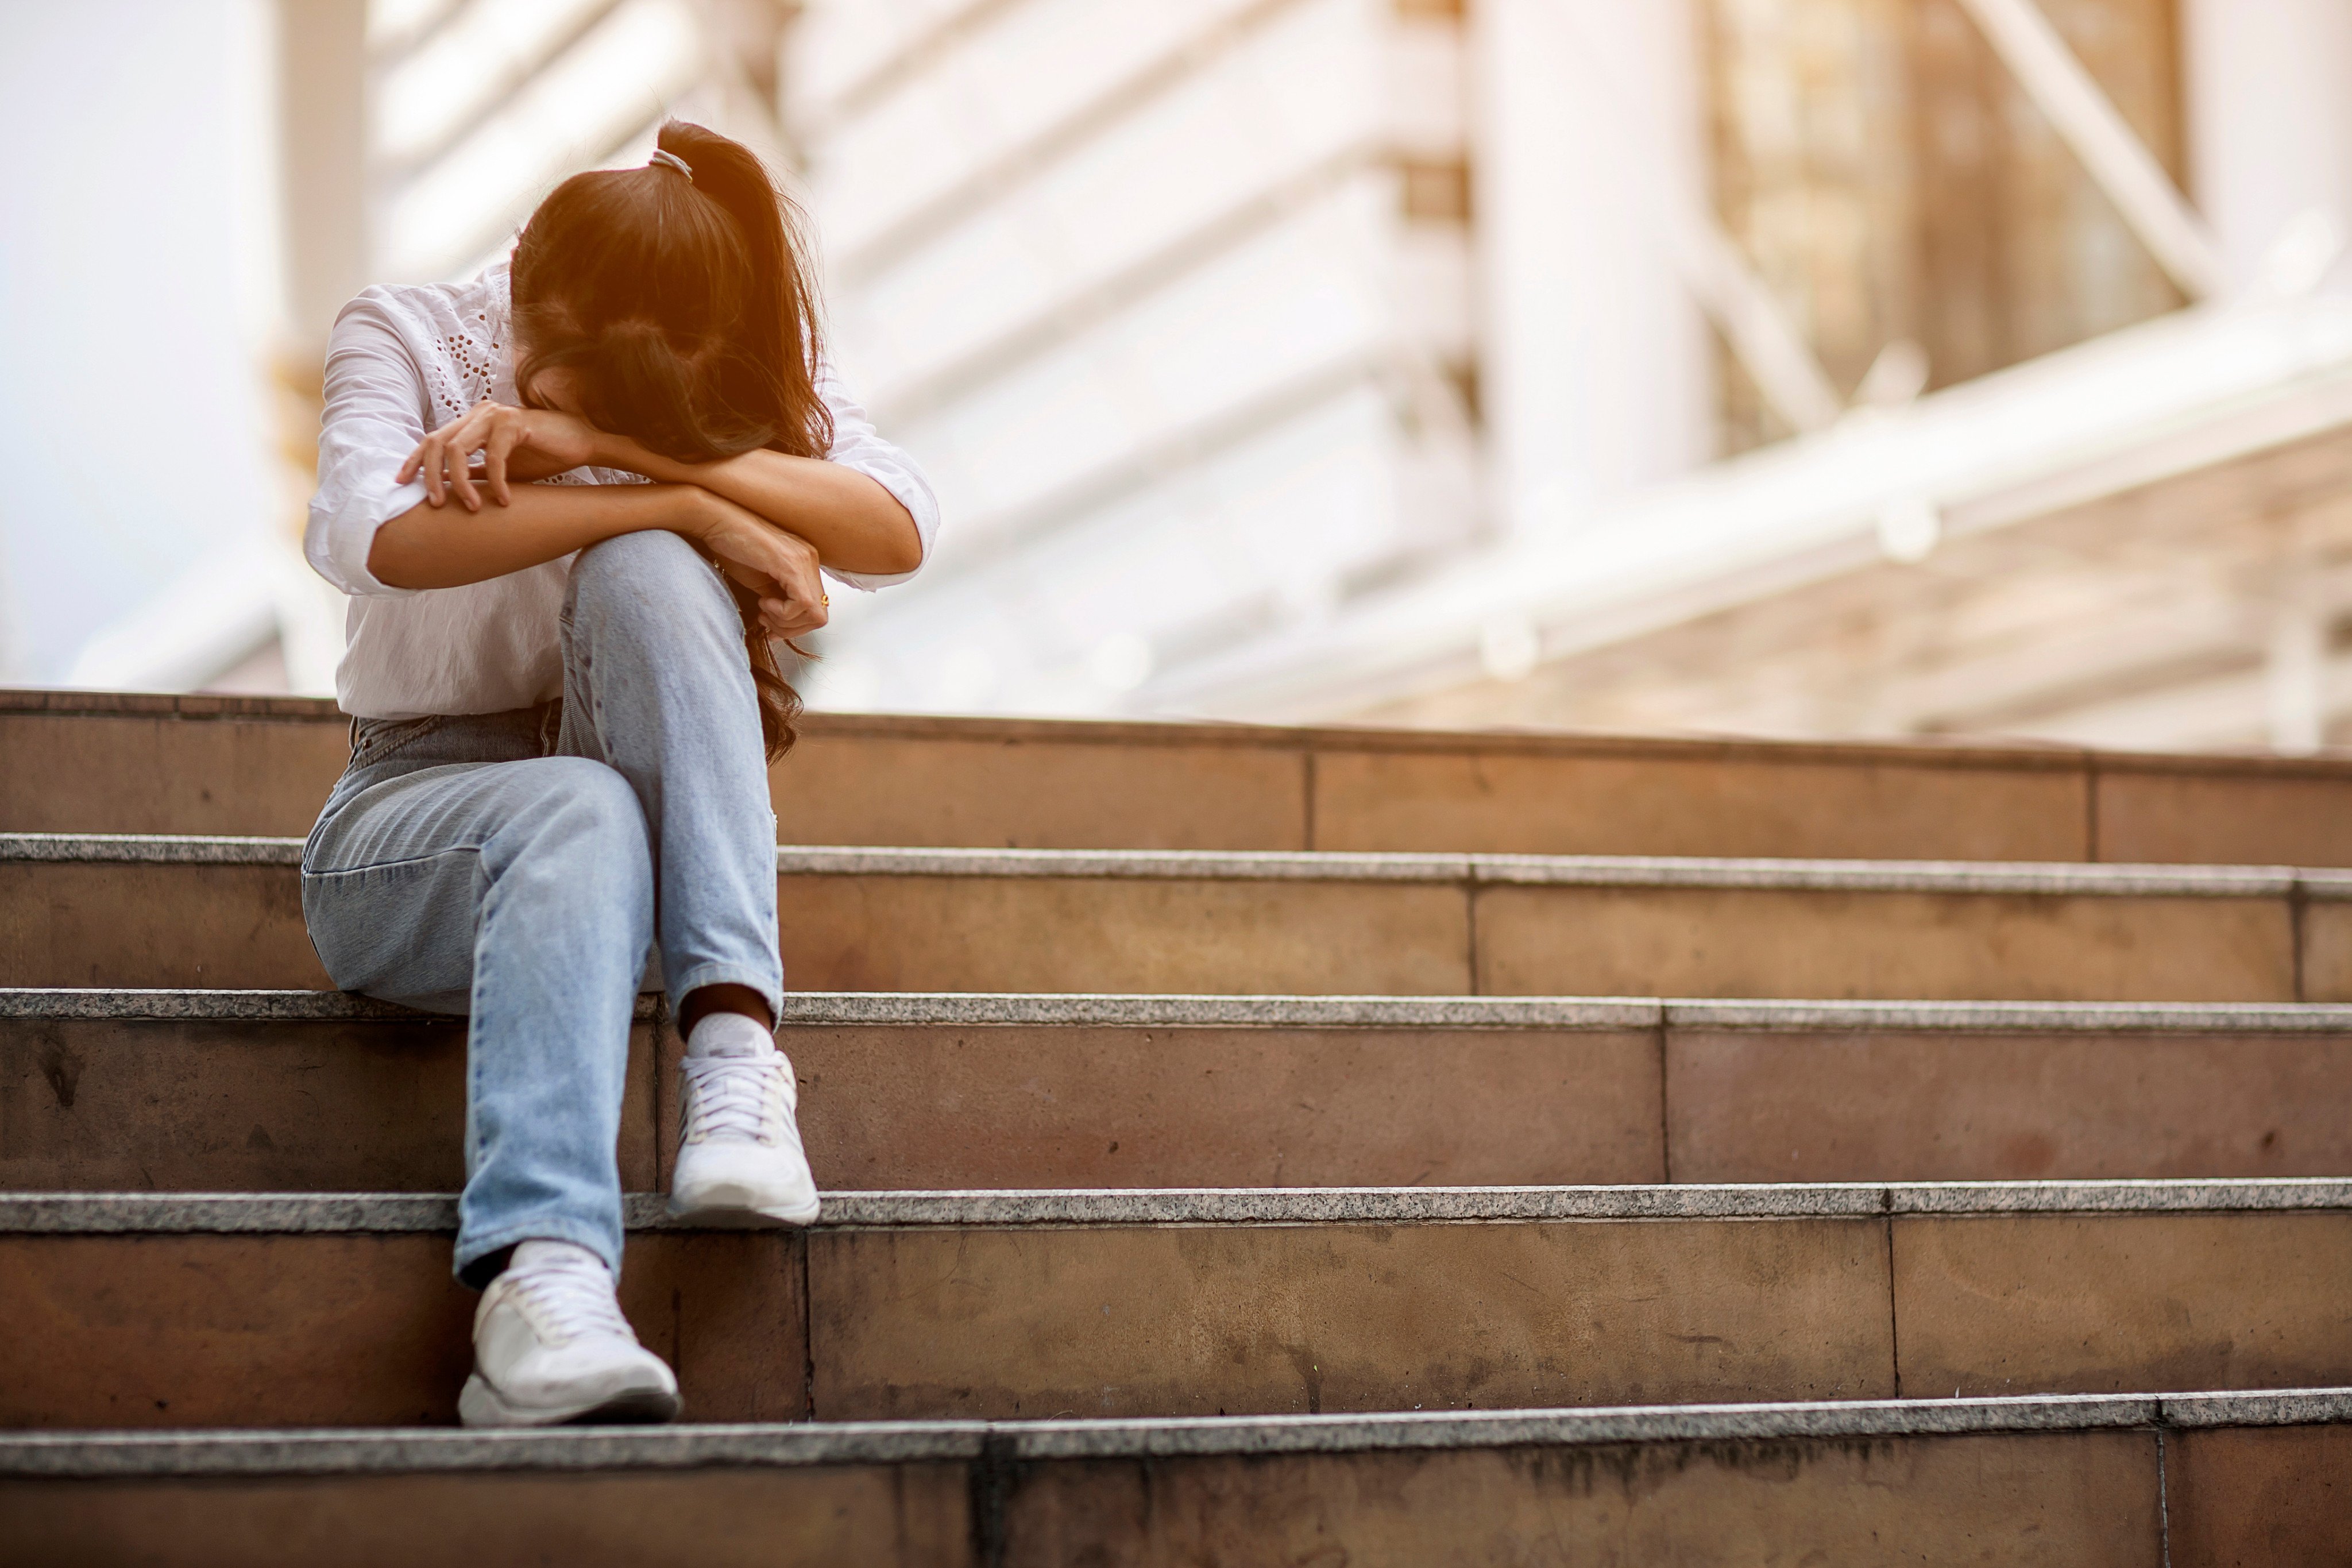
[9,835,2351,1001]
[3,1390,2344,1567]
[15,689,2352,866]
[14,989,2352,1193]
[9,1182,2352,1430]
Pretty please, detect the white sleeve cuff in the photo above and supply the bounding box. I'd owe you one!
[306,474,430,598]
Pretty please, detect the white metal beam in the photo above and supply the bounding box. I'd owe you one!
[1659,198,1846,435]
[1956,0,2226,300]
[834,0,1317,284]
[872,142,1385,425]
[1143,293,2352,721]
[276,0,371,347]
[374,0,631,184]
[922,348,1395,573]
[1549,0,1843,435]
[805,0,1030,133]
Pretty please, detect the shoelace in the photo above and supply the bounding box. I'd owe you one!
[681,1053,789,1146]
[505,1253,635,1347]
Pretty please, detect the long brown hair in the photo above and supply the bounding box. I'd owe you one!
[509,120,831,759]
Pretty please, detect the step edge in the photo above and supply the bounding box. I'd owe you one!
[0,690,2106,768]
[26,685,2352,781]
[11,1180,2352,1233]
[16,988,2352,1034]
[1656,998,2352,1032]
[3,833,2335,897]
[0,989,656,1024]
[5,1388,2348,1477]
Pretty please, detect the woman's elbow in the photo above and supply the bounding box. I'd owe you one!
[365,527,417,590]
[877,519,925,576]
[838,469,926,574]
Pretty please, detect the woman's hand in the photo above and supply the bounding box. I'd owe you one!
[398,401,605,512]
[686,490,831,639]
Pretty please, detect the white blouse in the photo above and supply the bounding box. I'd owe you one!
[304,262,938,720]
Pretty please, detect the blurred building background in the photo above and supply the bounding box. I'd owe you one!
[6,0,2352,754]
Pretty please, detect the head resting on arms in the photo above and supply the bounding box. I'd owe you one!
[508,119,832,758]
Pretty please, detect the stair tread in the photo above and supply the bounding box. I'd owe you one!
[14,685,2352,779]
[14,1179,2352,1232]
[14,836,2327,998]
[13,830,2351,895]
[6,1387,2349,1476]
[15,985,2352,1032]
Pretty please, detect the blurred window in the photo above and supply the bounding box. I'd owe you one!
[1704,0,2185,451]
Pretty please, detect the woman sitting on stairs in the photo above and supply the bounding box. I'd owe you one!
[299,121,936,1428]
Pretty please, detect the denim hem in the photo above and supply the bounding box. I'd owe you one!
[454,1212,625,1288]
[666,961,785,1024]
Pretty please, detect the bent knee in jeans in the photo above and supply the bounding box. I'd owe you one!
[566,530,736,628]
[302,754,655,1012]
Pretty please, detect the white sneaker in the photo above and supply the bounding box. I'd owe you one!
[457,1241,680,1428]
[669,1050,821,1225]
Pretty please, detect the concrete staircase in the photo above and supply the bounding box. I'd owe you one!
[6,689,2352,1563]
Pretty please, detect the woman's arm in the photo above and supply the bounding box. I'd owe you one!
[401,399,922,578]
[369,481,698,587]
[368,481,833,638]
[601,439,924,578]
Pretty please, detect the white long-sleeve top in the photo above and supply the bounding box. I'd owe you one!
[304,261,937,720]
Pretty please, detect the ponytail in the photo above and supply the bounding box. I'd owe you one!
[652,121,833,460]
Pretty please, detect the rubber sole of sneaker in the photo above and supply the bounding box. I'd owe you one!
[666,1182,821,1227]
[456,1374,682,1430]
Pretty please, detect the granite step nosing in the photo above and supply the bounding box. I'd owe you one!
[12,1179,2352,1235]
[11,832,2349,898]
[0,988,650,1024]
[17,987,2352,1035]
[1653,997,2352,1032]
[6,1388,2351,1478]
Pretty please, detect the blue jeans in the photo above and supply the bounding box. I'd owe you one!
[302,531,783,1287]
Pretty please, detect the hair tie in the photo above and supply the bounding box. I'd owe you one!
[648,148,693,181]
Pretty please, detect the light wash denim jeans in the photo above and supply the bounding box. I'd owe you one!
[302,531,783,1287]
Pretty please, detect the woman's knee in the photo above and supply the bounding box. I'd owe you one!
[567,530,733,632]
